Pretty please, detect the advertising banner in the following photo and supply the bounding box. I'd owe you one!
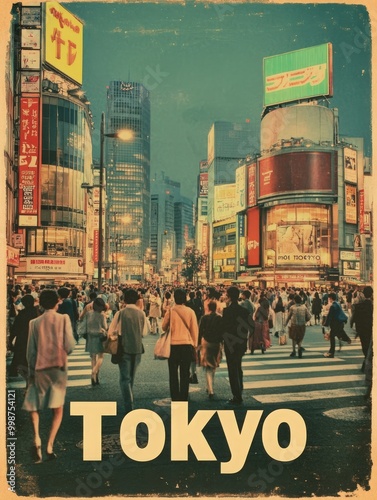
[345,184,357,224]
[18,97,40,227]
[342,261,360,277]
[340,250,360,261]
[246,207,260,266]
[214,184,236,221]
[353,233,362,251]
[276,224,322,266]
[7,246,20,267]
[25,257,84,274]
[20,72,41,93]
[259,152,334,198]
[199,172,208,197]
[21,29,41,49]
[201,223,208,255]
[247,163,257,207]
[263,43,333,107]
[93,229,99,264]
[359,189,365,233]
[44,1,83,84]
[21,49,40,69]
[235,165,246,212]
[344,148,357,184]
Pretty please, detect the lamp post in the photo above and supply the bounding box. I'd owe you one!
[97,112,134,291]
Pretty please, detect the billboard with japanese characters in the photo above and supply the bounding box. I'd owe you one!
[44,1,83,84]
[263,43,333,107]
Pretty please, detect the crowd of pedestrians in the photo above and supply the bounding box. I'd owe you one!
[6,280,373,461]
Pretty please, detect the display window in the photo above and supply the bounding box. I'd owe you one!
[264,204,332,267]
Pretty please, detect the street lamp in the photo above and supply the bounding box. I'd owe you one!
[97,112,134,291]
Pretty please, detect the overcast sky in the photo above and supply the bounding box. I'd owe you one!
[4,1,373,200]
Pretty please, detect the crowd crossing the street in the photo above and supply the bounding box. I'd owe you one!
[6,281,372,400]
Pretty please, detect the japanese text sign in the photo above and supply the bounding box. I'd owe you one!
[44,1,83,84]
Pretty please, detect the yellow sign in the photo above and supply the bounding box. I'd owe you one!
[44,2,83,84]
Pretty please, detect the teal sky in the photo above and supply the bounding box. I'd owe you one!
[65,2,372,200]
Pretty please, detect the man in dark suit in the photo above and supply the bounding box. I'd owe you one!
[222,286,252,405]
[57,287,79,343]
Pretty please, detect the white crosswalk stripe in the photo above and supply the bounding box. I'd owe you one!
[218,338,367,404]
[6,342,92,390]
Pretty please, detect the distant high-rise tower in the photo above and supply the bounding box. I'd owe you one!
[105,81,150,282]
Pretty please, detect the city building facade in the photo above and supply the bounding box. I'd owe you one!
[105,81,151,282]
[10,2,94,285]
[151,171,195,283]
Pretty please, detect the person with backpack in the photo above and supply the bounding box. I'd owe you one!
[323,292,352,358]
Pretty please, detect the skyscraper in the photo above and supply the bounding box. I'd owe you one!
[105,81,151,282]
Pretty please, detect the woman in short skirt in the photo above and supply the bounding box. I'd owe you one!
[22,289,76,463]
[199,301,223,398]
[83,297,108,385]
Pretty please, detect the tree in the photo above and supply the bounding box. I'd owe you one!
[181,246,207,284]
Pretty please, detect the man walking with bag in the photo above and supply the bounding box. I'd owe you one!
[109,288,147,413]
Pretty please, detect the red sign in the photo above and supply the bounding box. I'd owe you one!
[199,173,208,197]
[247,207,260,266]
[18,97,41,226]
[247,163,257,207]
[359,189,365,234]
[259,152,334,198]
[93,230,99,263]
[7,246,20,267]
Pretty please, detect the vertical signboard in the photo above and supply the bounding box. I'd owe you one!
[235,165,246,212]
[214,184,236,221]
[344,148,357,184]
[345,184,357,224]
[92,187,100,263]
[247,163,257,207]
[44,1,83,84]
[359,189,365,234]
[202,224,209,255]
[18,97,41,227]
[199,173,208,197]
[246,207,260,266]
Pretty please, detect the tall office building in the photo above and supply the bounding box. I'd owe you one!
[105,81,151,282]
[151,171,195,283]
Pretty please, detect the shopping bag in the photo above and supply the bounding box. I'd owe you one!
[154,329,171,360]
[103,334,119,355]
[278,333,287,345]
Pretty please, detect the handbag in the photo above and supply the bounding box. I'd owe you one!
[77,316,88,340]
[154,329,171,360]
[111,336,124,364]
[278,332,287,345]
[103,312,121,355]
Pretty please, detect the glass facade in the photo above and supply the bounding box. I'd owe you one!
[22,95,92,279]
[106,81,150,281]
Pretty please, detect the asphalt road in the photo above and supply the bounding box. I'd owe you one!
[6,321,373,498]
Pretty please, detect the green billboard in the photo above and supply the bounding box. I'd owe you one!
[263,43,333,107]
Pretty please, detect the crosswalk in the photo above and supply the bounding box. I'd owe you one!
[6,342,92,389]
[218,339,366,404]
